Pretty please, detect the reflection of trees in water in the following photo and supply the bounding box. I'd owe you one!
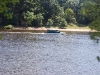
[90,32,100,62]
[97,56,100,62]
[90,32,100,43]
[0,34,2,40]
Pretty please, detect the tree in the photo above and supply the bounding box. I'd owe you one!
[58,0,86,24]
[8,0,41,26]
[52,16,67,27]
[59,18,68,28]
[0,0,19,13]
[81,0,100,31]
[46,19,53,26]
[1,0,93,27]
[23,11,35,25]
[0,0,19,18]
[65,8,76,24]
[35,13,44,27]
[41,0,63,20]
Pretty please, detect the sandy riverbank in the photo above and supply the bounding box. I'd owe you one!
[0,27,97,32]
[12,27,97,32]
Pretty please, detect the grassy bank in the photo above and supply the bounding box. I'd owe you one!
[67,24,90,29]
[0,24,98,32]
[45,24,90,29]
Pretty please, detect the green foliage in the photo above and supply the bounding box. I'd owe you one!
[59,18,68,28]
[65,8,75,24]
[89,19,100,31]
[23,11,35,25]
[58,7,65,17]
[81,0,100,31]
[35,13,44,27]
[1,0,99,29]
[53,16,67,27]
[4,12,13,19]
[4,24,13,29]
[53,16,61,26]
[0,0,78,27]
[65,8,74,15]
[71,18,77,24]
[46,19,53,26]
[0,0,19,18]
[0,0,19,13]
[81,1,97,20]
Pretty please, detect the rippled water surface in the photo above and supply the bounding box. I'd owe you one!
[0,32,100,75]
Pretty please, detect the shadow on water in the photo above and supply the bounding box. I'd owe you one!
[90,32,100,62]
[97,56,100,62]
[90,32,100,43]
[0,34,2,40]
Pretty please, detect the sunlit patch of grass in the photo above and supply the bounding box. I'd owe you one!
[46,24,90,30]
[67,24,90,29]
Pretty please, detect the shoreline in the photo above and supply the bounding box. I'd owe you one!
[0,27,98,33]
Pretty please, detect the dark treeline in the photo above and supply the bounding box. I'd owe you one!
[0,0,99,30]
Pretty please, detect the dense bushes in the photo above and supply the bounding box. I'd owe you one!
[4,25,13,29]
[1,0,100,31]
[89,20,100,31]
[0,0,81,28]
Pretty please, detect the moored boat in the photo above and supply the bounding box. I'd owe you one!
[46,30,60,33]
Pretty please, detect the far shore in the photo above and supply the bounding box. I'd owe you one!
[0,27,98,32]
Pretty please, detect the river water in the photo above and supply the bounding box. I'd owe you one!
[0,32,100,75]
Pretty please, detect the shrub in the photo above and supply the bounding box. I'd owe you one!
[59,18,68,28]
[89,20,100,31]
[46,19,53,26]
[71,18,77,24]
[4,24,13,29]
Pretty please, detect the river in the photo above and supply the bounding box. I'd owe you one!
[0,32,100,75]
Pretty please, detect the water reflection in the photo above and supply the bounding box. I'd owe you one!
[90,32,100,43]
[0,34,2,40]
[97,56,100,62]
